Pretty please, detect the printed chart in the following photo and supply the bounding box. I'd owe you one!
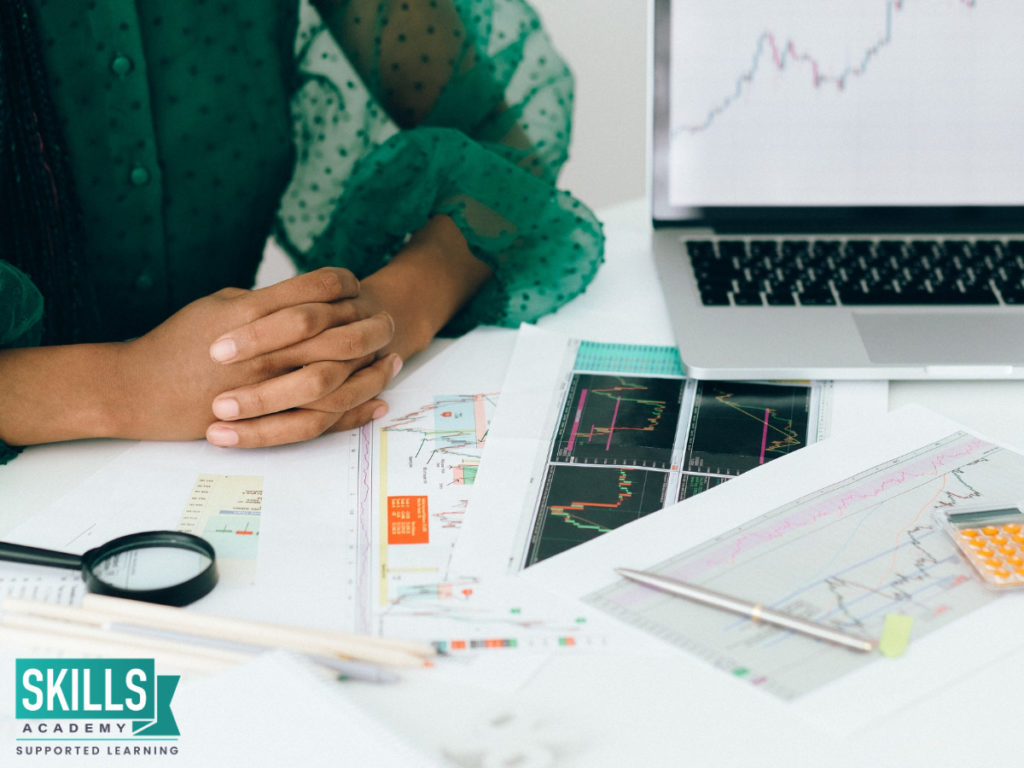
[371,393,497,608]
[551,375,684,468]
[525,341,823,566]
[683,380,812,477]
[178,474,262,558]
[585,432,1024,699]
[376,578,605,658]
[529,467,670,565]
[178,474,263,578]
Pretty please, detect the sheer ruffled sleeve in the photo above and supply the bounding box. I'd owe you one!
[0,261,44,349]
[275,0,603,334]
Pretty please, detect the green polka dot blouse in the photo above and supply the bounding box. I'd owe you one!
[0,0,604,350]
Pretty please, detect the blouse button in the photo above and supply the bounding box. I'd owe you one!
[111,55,134,76]
[130,166,150,186]
[134,272,154,291]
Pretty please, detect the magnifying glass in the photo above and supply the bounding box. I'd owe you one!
[0,531,218,606]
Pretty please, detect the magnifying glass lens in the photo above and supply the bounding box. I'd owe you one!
[91,546,213,591]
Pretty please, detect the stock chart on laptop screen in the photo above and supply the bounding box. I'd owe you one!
[668,0,1023,207]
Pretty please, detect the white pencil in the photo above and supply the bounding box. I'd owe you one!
[4,595,435,669]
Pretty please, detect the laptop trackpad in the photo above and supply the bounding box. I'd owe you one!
[854,313,1024,365]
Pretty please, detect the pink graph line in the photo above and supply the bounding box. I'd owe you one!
[759,408,770,465]
[669,436,988,582]
[566,389,588,452]
[605,397,622,451]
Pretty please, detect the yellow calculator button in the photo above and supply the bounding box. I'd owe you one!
[983,526,1000,536]
[993,569,1012,580]
[1005,523,1022,533]
[961,528,982,538]
[1008,556,1024,567]
[1012,534,1024,545]
[991,535,1009,546]
[999,546,1016,556]
[977,548,995,558]
[983,558,1003,569]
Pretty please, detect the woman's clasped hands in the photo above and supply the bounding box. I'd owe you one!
[121,266,400,448]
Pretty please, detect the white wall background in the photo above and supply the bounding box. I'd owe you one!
[528,1,650,211]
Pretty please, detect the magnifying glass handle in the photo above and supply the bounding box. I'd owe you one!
[0,541,82,571]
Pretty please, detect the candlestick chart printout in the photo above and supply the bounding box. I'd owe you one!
[668,0,1024,205]
[585,432,1024,699]
[526,341,830,567]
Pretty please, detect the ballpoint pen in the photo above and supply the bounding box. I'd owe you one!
[615,568,875,653]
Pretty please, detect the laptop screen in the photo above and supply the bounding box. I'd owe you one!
[651,0,1024,230]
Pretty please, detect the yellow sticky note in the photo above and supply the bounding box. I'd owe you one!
[879,613,914,657]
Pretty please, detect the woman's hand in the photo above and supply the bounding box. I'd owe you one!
[122,266,400,447]
[202,215,494,449]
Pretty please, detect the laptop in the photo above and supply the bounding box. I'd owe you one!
[650,0,1024,379]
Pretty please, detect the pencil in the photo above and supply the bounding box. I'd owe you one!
[615,568,875,653]
[3,595,434,669]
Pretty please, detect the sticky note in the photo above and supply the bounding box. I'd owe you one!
[879,613,914,658]
[386,495,430,544]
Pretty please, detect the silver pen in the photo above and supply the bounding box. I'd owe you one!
[615,568,875,653]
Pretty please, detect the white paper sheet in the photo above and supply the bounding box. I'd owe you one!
[519,405,1024,766]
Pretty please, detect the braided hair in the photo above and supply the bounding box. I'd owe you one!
[1,0,90,344]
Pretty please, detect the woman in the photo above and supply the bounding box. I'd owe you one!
[0,0,603,460]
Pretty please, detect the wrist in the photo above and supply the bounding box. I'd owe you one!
[0,342,128,445]
[359,215,493,359]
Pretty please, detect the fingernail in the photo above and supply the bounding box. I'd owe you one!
[209,337,237,362]
[207,426,239,446]
[212,397,240,420]
[392,355,403,377]
[372,404,388,420]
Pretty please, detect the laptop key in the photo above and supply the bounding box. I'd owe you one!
[797,291,836,306]
[718,240,748,260]
[730,287,763,305]
[700,290,731,306]
[781,240,809,259]
[1001,279,1024,304]
[685,240,716,258]
[766,291,797,306]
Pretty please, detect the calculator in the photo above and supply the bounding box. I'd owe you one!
[940,504,1024,590]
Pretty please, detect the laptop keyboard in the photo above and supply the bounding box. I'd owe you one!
[685,238,1024,307]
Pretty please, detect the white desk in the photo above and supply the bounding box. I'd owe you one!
[3,199,1024,767]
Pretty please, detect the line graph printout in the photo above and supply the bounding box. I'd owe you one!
[370,391,499,609]
[668,0,1024,205]
[585,431,1024,700]
[684,380,811,477]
